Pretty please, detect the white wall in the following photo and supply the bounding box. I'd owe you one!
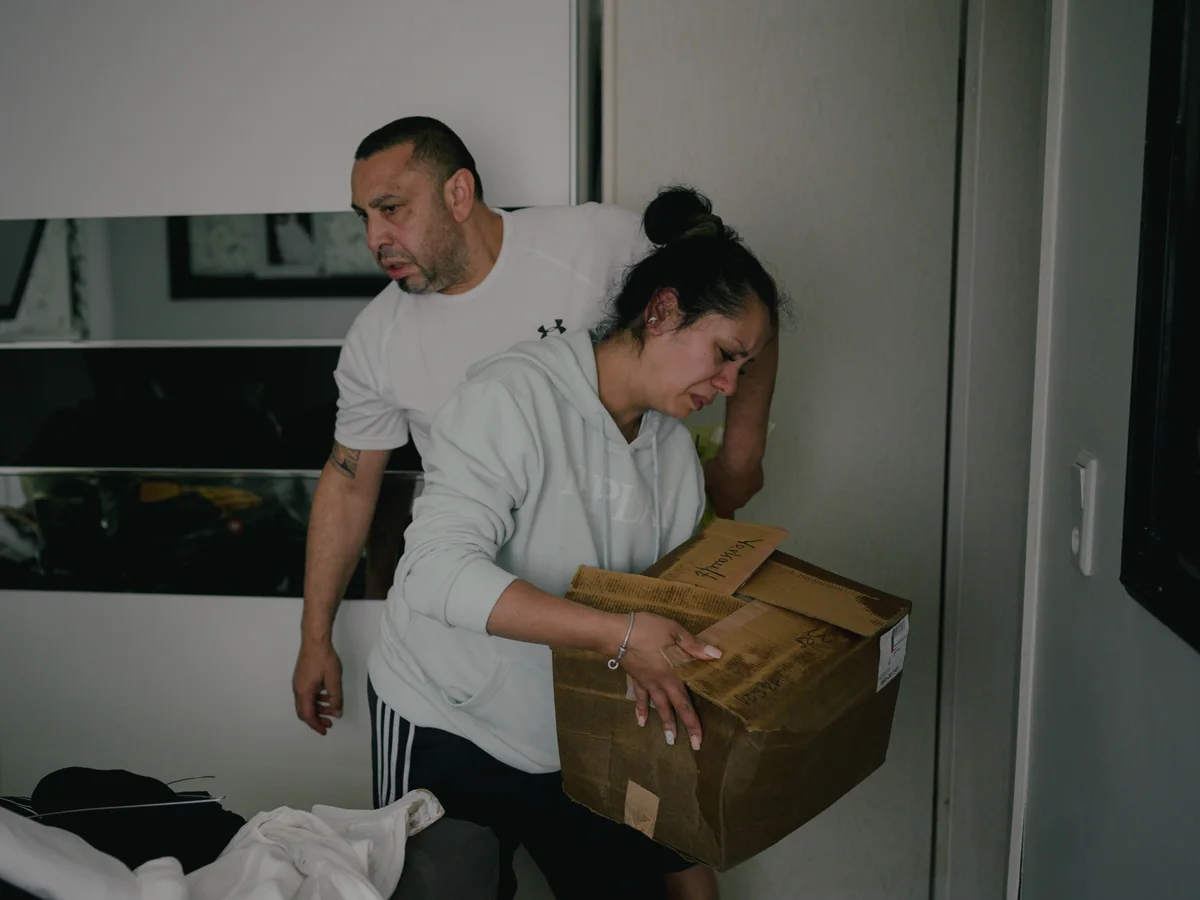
[1018,2,1200,898]
[611,1,959,896]
[106,217,369,341]
[0,592,381,818]
[0,0,576,219]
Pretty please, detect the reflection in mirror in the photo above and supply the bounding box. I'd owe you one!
[0,211,388,343]
[0,219,77,341]
[0,344,422,599]
[0,470,419,599]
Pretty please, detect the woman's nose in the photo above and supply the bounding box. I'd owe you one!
[712,365,739,397]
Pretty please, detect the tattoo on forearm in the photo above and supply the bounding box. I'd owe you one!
[330,443,361,479]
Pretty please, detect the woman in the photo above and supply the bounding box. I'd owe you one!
[366,186,783,900]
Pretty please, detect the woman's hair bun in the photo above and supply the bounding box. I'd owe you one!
[642,185,724,246]
[596,182,783,344]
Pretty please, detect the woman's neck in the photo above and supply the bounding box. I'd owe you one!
[593,335,647,442]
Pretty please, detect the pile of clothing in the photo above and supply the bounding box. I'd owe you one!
[0,767,246,876]
[0,767,492,900]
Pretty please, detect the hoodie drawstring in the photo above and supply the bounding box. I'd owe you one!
[652,430,662,559]
[600,422,662,568]
[601,433,612,569]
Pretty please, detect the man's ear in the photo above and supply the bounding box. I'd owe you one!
[645,289,681,334]
[443,168,477,223]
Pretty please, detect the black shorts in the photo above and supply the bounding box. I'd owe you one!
[368,678,695,900]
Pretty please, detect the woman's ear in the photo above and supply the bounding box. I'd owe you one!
[645,289,680,334]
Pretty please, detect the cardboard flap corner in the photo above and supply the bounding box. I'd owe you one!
[733,558,906,637]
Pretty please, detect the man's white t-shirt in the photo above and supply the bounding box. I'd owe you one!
[333,203,648,459]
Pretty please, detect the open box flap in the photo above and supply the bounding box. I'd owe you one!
[651,520,904,637]
[733,558,900,637]
[651,519,788,595]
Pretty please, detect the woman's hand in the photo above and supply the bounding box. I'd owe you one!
[619,613,722,751]
[484,586,723,750]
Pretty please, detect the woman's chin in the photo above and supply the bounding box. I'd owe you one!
[669,400,694,421]
[645,396,694,421]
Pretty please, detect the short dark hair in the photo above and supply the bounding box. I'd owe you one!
[598,186,784,342]
[355,116,484,202]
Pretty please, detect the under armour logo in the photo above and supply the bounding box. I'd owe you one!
[538,319,566,339]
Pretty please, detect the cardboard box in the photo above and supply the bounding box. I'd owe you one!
[552,519,912,870]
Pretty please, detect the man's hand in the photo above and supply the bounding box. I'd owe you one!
[293,639,344,735]
[703,454,765,519]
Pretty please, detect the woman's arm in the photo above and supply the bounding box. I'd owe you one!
[487,579,722,750]
[403,376,722,749]
[393,379,534,631]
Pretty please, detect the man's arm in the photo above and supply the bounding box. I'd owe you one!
[706,334,779,518]
[292,441,390,734]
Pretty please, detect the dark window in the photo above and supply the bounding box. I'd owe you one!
[1121,0,1200,654]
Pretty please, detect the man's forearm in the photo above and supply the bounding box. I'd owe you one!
[704,336,778,518]
[723,335,778,470]
[301,467,383,642]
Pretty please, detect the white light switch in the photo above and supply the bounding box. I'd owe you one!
[1070,452,1098,575]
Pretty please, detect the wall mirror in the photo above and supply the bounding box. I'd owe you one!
[0,210,417,600]
[0,210,388,344]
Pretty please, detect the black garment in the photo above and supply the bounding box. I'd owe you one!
[368,679,693,900]
[390,818,500,900]
[0,878,40,900]
[6,767,244,874]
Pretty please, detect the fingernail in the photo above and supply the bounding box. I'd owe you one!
[637,712,646,728]
[690,734,702,752]
[665,730,676,746]
[704,645,723,659]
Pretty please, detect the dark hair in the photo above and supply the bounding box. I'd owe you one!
[355,116,484,201]
[599,186,781,343]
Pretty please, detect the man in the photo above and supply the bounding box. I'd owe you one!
[292,116,777,734]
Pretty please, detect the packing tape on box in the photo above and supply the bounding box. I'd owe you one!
[624,780,660,838]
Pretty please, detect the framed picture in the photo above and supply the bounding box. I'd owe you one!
[0,219,45,322]
[260,213,322,278]
[167,211,389,299]
[0,218,83,341]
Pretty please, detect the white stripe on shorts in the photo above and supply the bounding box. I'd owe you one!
[375,693,387,808]
[401,720,416,799]
[387,707,402,804]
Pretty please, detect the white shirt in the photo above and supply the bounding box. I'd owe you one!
[333,203,648,459]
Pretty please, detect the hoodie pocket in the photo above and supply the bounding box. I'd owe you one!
[437,655,510,711]
[467,650,561,769]
[399,615,509,711]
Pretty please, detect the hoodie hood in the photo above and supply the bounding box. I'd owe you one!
[469,330,671,565]
[467,328,667,451]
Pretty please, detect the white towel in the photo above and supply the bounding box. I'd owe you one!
[0,805,187,899]
[0,790,443,900]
